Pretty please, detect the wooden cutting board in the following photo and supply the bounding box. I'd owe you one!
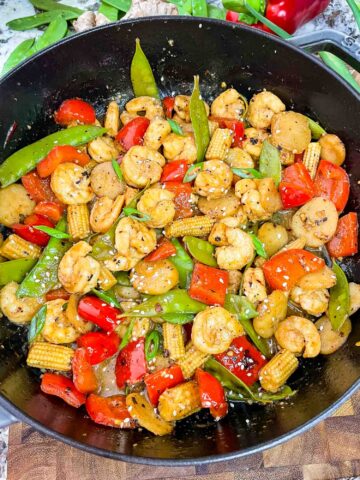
[7,389,360,480]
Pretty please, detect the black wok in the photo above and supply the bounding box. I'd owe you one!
[0,17,360,465]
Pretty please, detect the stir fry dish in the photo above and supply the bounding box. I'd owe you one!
[0,39,359,436]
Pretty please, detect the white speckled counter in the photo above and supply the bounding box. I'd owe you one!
[0,1,358,479]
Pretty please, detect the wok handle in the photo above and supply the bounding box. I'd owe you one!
[288,29,360,73]
[0,404,17,428]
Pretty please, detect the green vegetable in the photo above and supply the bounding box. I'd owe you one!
[167,119,184,136]
[115,271,131,286]
[122,207,151,222]
[7,11,78,31]
[248,233,267,259]
[329,262,350,331]
[345,0,360,30]
[169,238,194,288]
[92,288,122,310]
[259,140,282,186]
[319,52,360,95]
[224,294,270,357]
[231,167,263,179]
[191,0,208,16]
[126,181,151,210]
[208,5,226,19]
[131,38,159,99]
[190,76,210,162]
[161,313,194,324]
[91,221,117,261]
[183,162,204,183]
[29,0,83,14]
[2,39,35,75]
[119,318,135,349]
[184,236,217,267]
[28,305,47,343]
[98,1,118,21]
[111,158,123,181]
[307,117,326,140]
[0,258,37,285]
[33,15,68,53]
[34,225,70,239]
[17,218,70,298]
[102,0,131,12]
[145,330,161,361]
[222,0,265,14]
[0,125,106,187]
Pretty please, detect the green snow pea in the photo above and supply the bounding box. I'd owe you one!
[91,221,117,261]
[0,258,37,285]
[33,15,68,53]
[28,305,47,343]
[329,261,350,331]
[92,288,122,310]
[184,236,216,267]
[192,0,208,16]
[2,39,35,75]
[190,75,210,162]
[259,140,281,186]
[169,238,194,288]
[208,5,226,18]
[131,38,159,99]
[102,0,131,12]
[307,117,326,140]
[29,0,83,14]
[115,271,131,286]
[0,125,106,187]
[231,167,263,179]
[7,11,78,31]
[98,1,119,21]
[161,313,194,324]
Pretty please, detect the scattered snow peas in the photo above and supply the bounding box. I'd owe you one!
[329,261,350,331]
[184,236,216,267]
[131,38,159,98]
[29,0,83,14]
[7,11,78,31]
[33,15,68,53]
[2,39,35,75]
[0,258,37,286]
[190,75,210,162]
[169,238,194,288]
[259,140,281,186]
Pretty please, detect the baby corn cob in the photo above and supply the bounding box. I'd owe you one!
[0,234,41,260]
[27,342,74,371]
[165,216,215,238]
[259,349,299,393]
[67,204,90,240]
[132,317,151,340]
[98,264,117,291]
[303,142,321,179]
[158,381,202,421]
[163,323,185,360]
[104,101,120,137]
[178,343,210,378]
[126,393,174,436]
[205,128,233,161]
[208,120,219,137]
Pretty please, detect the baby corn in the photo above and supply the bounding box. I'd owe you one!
[158,381,201,421]
[178,343,210,378]
[67,204,91,240]
[163,323,185,360]
[165,216,215,238]
[205,128,233,161]
[126,393,174,436]
[303,142,321,179]
[27,342,74,371]
[0,234,41,260]
[98,264,117,291]
[259,349,299,393]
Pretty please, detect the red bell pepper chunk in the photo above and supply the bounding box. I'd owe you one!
[115,337,146,388]
[215,336,267,387]
[115,117,150,151]
[144,364,184,406]
[40,373,86,408]
[144,238,177,262]
[86,394,136,428]
[34,201,64,223]
[37,145,90,178]
[263,249,325,291]
[12,213,54,247]
[162,181,193,219]
[314,159,350,212]
[210,116,245,148]
[279,162,315,208]
[226,10,239,22]
[161,160,188,182]
[195,368,228,419]
[45,287,71,301]
[22,171,57,203]
[77,331,120,365]
[24,213,54,228]
[327,212,358,258]
[54,98,96,126]
[163,96,175,118]
[77,296,121,332]
[189,263,229,306]
[72,348,98,394]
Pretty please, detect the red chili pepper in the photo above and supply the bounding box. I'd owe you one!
[163,97,175,118]
[12,213,54,246]
[115,338,146,388]
[189,263,229,306]
[215,336,267,387]
[54,98,96,126]
[145,364,184,406]
[279,162,315,208]
[162,181,193,219]
[77,296,121,332]
[195,368,228,419]
[145,238,177,262]
[115,117,150,151]
[45,287,71,301]
[210,116,245,148]
[72,348,98,394]
[37,145,90,178]
[77,331,120,365]
[34,201,64,223]
[314,159,350,212]
[40,373,86,408]
[86,394,136,428]
[161,160,188,182]
[327,212,358,258]
[22,171,57,203]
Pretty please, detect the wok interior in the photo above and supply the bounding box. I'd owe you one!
[0,18,359,462]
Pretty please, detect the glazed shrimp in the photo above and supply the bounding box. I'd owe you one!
[137,188,175,228]
[90,195,125,233]
[42,299,80,344]
[143,116,171,151]
[0,282,44,324]
[121,146,165,188]
[211,88,246,120]
[275,315,321,358]
[125,96,164,120]
[130,259,179,295]
[242,268,267,304]
[162,133,197,164]
[242,128,269,159]
[290,286,329,317]
[174,95,209,123]
[192,306,243,354]
[58,241,100,294]
[194,160,233,199]
[235,178,282,222]
[51,163,94,205]
[211,226,255,270]
[247,91,285,129]
[88,136,119,163]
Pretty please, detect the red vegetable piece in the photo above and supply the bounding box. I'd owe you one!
[327,212,358,258]
[163,96,175,118]
[40,373,86,408]
[162,181,193,219]
[77,296,121,332]
[54,98,96,125]
[226,10,239,22]
[144,238,177,262]
[195,368,228,419]
[115,117,150,151]
[12,213,54,246]
[161,160,188,182]
[37,145,90,178]
[86,394,136,428]
[34,201,64,223]
[77,331,120,365]
[279,162,315,208]
[145,364,184,406]
[72,348,98,394]
[22,171,57,203]
[189,263,229,306]
[210,116,245,147]
[115,338,146,388]
[314,159,350,212]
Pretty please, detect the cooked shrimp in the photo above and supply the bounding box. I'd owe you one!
[130,259,179,295]
[58,241,100,294]
[104,217,156,271]
[192,306,244,354]
[194,160,233,199]
[315,316,352,355]
[90,195,125,233]
[121,146,165,188]
[290,286,329,317]
[125,96,164,120]
[104,101,120,137]
[254,290,288,338]
[0,282,44,324]
[42,299,80,344]
[319,134,346,166]
[211,88,246,120]
[247,91,285,129]
[120,111,137,125]
[213,226,255,270]
[197,192,240,219]
[242,128,269,159]
[349,282,360,315]
[275,315,321,358]
[296,266,336,291]
[0,184,35,227]
[162,133,197,164]
[51,163,94,205]
[242,268,267,304]
[88,136,119,163]
[144,116,171,150]
[174,95,209,123]
[137,188,175,228]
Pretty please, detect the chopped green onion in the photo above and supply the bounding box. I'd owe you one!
[92,288,122,310]
[248,233,267,259]
[183,162,204,183]
[122,207,151,222]
[34,225,70,239]
[119,318,135,350]
[167,118,184,136]
[112,158,123,181]
[231,167,263,179]
[28,305,47,343]
[145,330,161,361]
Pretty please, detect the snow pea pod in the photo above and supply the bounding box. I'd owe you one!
[33,15,68,52]
[0,125,106,187]
[307,117,326,140]
[92,288,122,310]
[0,258,37,285]
[29,0,83,14]
[17,218,70,298]
[161,313,194,324]
[208,5,226,18]
[329,261,350,331]
[184,236,216,267]
[191,0,208,16]
[98,1,118,21]
[102,0,131,12]
[169,238,194,288]
[2,39,35,75]
[190,75,210,162]
[259,140,281,186]
[131,38,159,99]
[7,11,78,31]
[28,304,47,343]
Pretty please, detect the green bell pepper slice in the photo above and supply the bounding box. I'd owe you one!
[0,258,37,285]
[184,235,217,267]
[329,261,350,331]
[169,238,194,288]
[259,140,282,186]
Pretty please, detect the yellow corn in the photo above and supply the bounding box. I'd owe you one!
[27,342,74,371]
[165,216,215,238]
[158,381,202,421]
[208,120,219,137]
[67,204,90,240]
[132,317,151,340]
[98,264,117,291]
[259,349,299,393]
[303,142,321,179]
[205,128,233,161]
[126,393,174,436]
[178,343,210,378]
[163,323,185,360]
[104,101,120,137]
[0,234,41,260]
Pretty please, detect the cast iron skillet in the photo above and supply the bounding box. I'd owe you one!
[0,18,359,465]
